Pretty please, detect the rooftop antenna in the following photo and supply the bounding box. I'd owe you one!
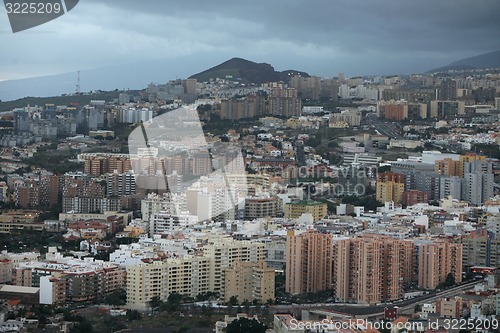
[76,70,81,94]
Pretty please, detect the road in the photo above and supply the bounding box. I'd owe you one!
[395,279,482,315]
[269,279,481,319]
[363,113,403,139]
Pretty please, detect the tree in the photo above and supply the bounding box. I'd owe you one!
[224,317,266,333]
[149,295,162,313]
[444,272,456,287]
[126,310,142,321]
[173,327,189,333]
[414,304,422,313]
[228,295,239,306]
[104,290,126,306]
[437,273,456,290]
[163,292,182,311]
[241,299,251,307]
[70,320,93,333]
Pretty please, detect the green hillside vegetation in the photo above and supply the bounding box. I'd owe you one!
[0,90,139,112]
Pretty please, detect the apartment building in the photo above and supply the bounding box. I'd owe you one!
[462,228,500,268]
[329,109,361,127]
[402,190,429,206]
[286,230,333,294]
[39,273,67,305]
[0,211,42,234]
[244,197,281,220]
[417,240,462,290]
[436,297,463,318]
[376,172,405,204]
[334,235,415,304]
[268,88,302,117]
[290,75,321,100]
[435,158,462,177]
[126,239,266,309]
[204,239,266,294]
[81,153,131,177]
[0,259,12,284]
[429,100,465,118]
[107,171,136,197]
[462,163,494,205]
[264,237,286,270]
[220,95,266,120]
[221,261,275,303]
[459,154,486,176]
[284,200,327,222]
[377,100,408,121]
[126,256,211,309]
[36,264,125,305]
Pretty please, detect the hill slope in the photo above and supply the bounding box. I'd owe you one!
[189,57,309,84]
[428,50,500,73]
[0,54,217,101]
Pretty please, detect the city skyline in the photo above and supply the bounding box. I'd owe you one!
[0,1,499,330]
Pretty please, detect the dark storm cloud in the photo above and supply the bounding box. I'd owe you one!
[94,0,500,52]
[1,0,499,80]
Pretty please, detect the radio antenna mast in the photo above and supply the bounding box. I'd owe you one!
[76,70,81,94]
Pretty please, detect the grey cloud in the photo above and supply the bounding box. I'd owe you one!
[0,0,499,82]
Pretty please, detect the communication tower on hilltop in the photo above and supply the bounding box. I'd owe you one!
[76,70,81,94]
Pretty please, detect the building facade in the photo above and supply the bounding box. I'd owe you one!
[333,235,415,304]
[286,230,333,294]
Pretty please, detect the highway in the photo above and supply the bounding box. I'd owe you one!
[270,279,482,319]
[363,113,403,140]
[395,279,482,316]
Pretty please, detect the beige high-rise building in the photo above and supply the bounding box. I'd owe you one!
[376,172,405,204]
[82,153,131,176]
[334,235,415,304]
[203,239,266,294]
[290,76,321,100]
[418,241,462,290]
[377,100,409,121]
[435,158,462,176]
[222,261,275,304]
[284,200,327,222]
[244,197,281,220]
[286,230,333,294]
[0,259,12,284]
[459,154,486,177]
[126,255,211,309]
[182,79,197,95]
[220,95,265,120]
[126,238,266,309]
[430,100,465,118]
[268,88,302,117]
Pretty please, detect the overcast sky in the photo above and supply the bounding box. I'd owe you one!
[1,0,499,81]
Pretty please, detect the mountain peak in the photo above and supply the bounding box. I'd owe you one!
[427,50,500,73]
[189,58,308,84]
